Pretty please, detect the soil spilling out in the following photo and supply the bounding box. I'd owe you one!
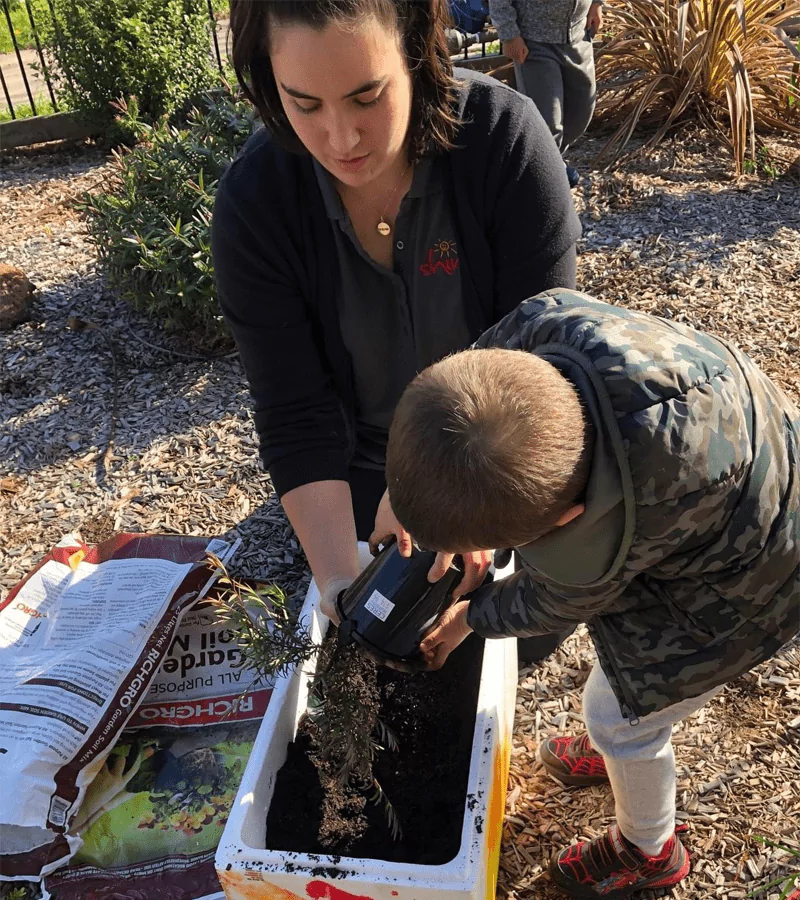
[265,633,485,865]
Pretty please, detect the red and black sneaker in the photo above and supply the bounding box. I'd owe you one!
[539,733,609,786]
[549,824,690,898]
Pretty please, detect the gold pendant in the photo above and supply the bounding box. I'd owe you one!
[377,220,391,237]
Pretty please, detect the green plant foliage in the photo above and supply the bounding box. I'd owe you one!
[208,553,318,684]
[37,0,220,129]
[205,555,403,842]
[308,641,403,841]
[0,885,39,900]
[0,0,49,53]
[79,91,256,344]
[741,144,784,177]
[0,94,55,123]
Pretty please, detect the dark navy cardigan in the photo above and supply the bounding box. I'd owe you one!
[212,70,582,496]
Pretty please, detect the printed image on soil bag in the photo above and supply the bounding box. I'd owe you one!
[43,723,258,900]
[85,725,254,863]
[39,589,280,900]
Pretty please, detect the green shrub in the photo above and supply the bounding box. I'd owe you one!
[80,91,257,346]
[0,0,49,53]
[39,0,220,130]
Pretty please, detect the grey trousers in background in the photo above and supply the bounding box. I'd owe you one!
[582,663,722,856]
[514,39,596,150]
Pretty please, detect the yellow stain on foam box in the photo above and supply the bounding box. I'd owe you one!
[485,739,512,900]
[218,870,305,900]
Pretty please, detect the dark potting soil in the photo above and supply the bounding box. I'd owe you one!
[265,633,485,865]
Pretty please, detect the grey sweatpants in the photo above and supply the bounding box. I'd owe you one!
[582,663,722,856]
[514,39,596,150]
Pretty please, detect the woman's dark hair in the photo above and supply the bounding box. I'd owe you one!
[228,0,459,162]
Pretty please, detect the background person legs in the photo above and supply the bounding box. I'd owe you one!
[513,39,597,186]
[559,39,597,148]
[515,43,567,148]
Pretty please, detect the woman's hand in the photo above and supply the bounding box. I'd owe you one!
[319,576,355,625]
[369,491,493,597]
[420,600,473,670]
[369,489,414,557]
[503,35,529,65]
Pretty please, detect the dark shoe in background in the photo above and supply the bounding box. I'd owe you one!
[566,164,581,189]
[517,626,575,664]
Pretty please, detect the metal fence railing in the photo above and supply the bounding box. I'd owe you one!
[446,26,499,59]
[0,0,228,121]
[0,0,59,118]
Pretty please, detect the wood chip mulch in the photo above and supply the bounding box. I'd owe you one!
[1,127,799,900]
[503,627,800,900]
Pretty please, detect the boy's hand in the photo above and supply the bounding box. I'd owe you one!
[427,549,493,600]
[503,35,529,65]
[586,2,603,37]
[420,600,473,670]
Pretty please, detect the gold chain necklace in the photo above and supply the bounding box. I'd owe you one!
[376,163,412,237]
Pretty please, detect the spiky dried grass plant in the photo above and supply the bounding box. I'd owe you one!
[595,0,800,174]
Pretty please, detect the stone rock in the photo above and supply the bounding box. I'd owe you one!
[0,263,35,330]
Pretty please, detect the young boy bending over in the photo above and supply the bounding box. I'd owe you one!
[382,289,799,899]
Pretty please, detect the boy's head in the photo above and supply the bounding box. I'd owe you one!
[386,349,592,552]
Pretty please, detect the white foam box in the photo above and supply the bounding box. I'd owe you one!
[216,546,517,900]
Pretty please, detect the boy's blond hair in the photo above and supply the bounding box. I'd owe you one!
[386,348,592,551]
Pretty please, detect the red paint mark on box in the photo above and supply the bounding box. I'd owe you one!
[306,881,373,900]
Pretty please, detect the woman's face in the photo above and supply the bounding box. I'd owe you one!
[269,14,413,187]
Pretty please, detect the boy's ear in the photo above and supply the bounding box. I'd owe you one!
[555,504,585,527]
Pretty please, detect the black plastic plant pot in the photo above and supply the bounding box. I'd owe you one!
[335,541,461,668]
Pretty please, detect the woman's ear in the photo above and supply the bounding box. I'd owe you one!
[555,504,585,527]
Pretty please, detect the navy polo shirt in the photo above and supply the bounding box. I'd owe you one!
[314,157,472,468]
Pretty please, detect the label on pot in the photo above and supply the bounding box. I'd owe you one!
[364,589,395,622]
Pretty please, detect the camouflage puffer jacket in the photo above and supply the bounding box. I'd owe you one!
[467,290,800,720]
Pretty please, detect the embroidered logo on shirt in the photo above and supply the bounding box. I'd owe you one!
[420,238,459,276]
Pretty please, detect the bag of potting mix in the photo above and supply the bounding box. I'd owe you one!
[40,594,275,900]
[0,532,238,883]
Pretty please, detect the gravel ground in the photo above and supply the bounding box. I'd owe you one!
[1,129,799,900]
[0,142,311,606]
